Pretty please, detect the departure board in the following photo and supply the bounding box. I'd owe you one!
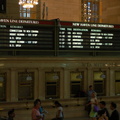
[59,21,120,50]
[0,19,55,49]
[0,18,120,52]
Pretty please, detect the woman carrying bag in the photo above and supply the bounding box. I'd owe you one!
[86,92,98,120]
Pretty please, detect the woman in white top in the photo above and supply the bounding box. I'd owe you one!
[87,92,98,120]
[52,101,64,120]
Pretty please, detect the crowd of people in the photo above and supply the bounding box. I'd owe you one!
[31,99,63,120]
[3,85,119,120]
[85,85,119,120]
[31,85,119,120]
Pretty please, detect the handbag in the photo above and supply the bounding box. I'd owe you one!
[93,105,99,112]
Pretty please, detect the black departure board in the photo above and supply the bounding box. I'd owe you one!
[59,21,120,50]
[0,19,55,49]
[0,19,120,52]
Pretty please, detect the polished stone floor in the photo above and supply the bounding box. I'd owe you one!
[65,117,89,120]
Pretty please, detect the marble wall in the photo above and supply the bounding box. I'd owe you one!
[102,0,120,24]
[0,0,120,24]
[0,57,120,101]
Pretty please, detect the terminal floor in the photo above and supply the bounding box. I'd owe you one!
[64,117,89,120]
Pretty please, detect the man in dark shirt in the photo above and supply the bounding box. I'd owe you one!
[99,101,110,119]
[109,102,119,120]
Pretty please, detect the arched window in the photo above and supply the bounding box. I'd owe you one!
[18,72,34,100]
[45,71,60,99]
[93,71,106,96]
[70,71,84,97]
[20,6,31,18]
[81,0,100,23]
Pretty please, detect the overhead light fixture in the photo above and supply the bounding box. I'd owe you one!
[76,68,82,79]
[25,69,32,81]
[76,74,82,79]
[99,68,106,78]
[100,74,106,78]
[52,68,59,80]
[19,0,38,9]
[53,75,59,80]
[26,75,32,80]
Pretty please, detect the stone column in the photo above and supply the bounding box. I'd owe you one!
[109,67,115,96]
[63,68,70,99]
[37,68,45,100]
[10,68,18,102]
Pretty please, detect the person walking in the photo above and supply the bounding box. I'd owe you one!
[32,99,43,120]
[88,92,98,120]
[85,85,95,115]
[52,101,64,120]
[109,102,119,120]
[87,85,95,102]
[99,101,110,119]
[39,106,48,120]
